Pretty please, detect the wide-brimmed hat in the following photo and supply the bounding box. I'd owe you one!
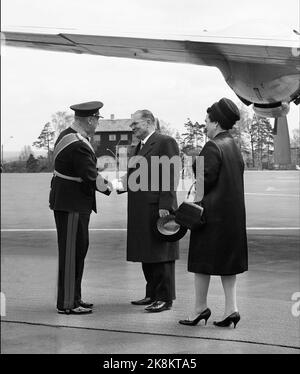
[154,214,188,242]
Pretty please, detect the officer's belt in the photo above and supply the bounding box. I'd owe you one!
[53,170,83,182]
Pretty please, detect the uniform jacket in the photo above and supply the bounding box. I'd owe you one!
[125,132,180,263]
[49,127,109,214]
[188,131,248,275]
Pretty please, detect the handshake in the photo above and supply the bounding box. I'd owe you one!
[96,174,125,195]
[110,178,125,193]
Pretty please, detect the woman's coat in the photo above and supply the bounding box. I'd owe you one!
[188,131,248,275]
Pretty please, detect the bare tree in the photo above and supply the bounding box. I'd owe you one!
[230,104,252,166]
[157,119,176,137]
[290,129,300,148]
[51,111,73,139]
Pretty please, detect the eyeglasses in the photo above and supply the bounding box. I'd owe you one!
[90,114,102,119]
[130,119,146,127]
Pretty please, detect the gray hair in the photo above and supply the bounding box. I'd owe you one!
[138,109,155,123]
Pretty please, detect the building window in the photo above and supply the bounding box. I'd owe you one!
[120,134,128,141]
[94,134,101,142]
[109,134,116,141]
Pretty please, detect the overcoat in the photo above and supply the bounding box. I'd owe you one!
[188,131,248,275]
[126,132,180,263]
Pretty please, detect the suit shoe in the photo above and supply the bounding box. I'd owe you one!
[57,306,92,315]
[79,300,94,308]
[131,297,154,306]
[179,308,211,326]
[145,300,172,313]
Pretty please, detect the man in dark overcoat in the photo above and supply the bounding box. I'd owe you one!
[118,109,180,313]
[49,101,111,315]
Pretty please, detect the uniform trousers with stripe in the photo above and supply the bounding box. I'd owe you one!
[142,261,176,302]
[54,211,90,310]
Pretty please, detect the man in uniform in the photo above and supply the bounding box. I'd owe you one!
[116,109,180,313]
[49,101,111,315]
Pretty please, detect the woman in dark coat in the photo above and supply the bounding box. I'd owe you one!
[179,98,248,328]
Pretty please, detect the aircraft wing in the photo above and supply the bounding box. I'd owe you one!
[1,31,299,68]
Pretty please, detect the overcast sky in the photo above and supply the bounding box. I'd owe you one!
[1,0,299,153]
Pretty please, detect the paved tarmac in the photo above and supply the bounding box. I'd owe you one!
[1,171,300,354]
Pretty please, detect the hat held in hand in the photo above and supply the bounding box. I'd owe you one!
[154,214,188,242]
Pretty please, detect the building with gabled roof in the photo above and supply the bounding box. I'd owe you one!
[93,114,137,170]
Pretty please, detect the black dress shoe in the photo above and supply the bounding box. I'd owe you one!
[145,300,172,313]
[179,308,211,326]
[213,312,240,328]
[78,300,94,308]
[131,297,154,305]
[57,306,92,315]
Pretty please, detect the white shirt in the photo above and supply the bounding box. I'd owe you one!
[141,131,155,147]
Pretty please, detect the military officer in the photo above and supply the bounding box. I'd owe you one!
[49,101,111,315]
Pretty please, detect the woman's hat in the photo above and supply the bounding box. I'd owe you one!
[207,97,240,129]
[154,214,188,242]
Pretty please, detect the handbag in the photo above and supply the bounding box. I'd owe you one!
[175,182,206,230]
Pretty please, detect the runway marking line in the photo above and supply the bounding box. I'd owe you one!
[245,193,298,197]
[1,228,300,232]
[1,319,299,351]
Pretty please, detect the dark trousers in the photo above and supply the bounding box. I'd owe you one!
[142,261,176,302]
[54,211,90,310]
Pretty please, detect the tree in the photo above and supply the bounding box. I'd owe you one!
[249,115,273,168]
[230,105,252,167]
[32,122,55,165]
[181,118,206,155]
[290,129,300,148]
[51,111,73,139]
[26,154,39,172]
[19,145,33,161]
[157,119,176,137]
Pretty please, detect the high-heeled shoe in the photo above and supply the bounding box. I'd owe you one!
[213,312,240,328]
[179,308,211,326]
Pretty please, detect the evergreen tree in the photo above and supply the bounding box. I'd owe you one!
[32,122,55,165]
[249,115,273,168]
[26,154,39,172]
[181,118,206,154]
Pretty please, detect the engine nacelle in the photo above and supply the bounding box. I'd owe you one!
[253,102,290,118]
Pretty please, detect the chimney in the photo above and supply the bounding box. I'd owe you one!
[110,114,115,120]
